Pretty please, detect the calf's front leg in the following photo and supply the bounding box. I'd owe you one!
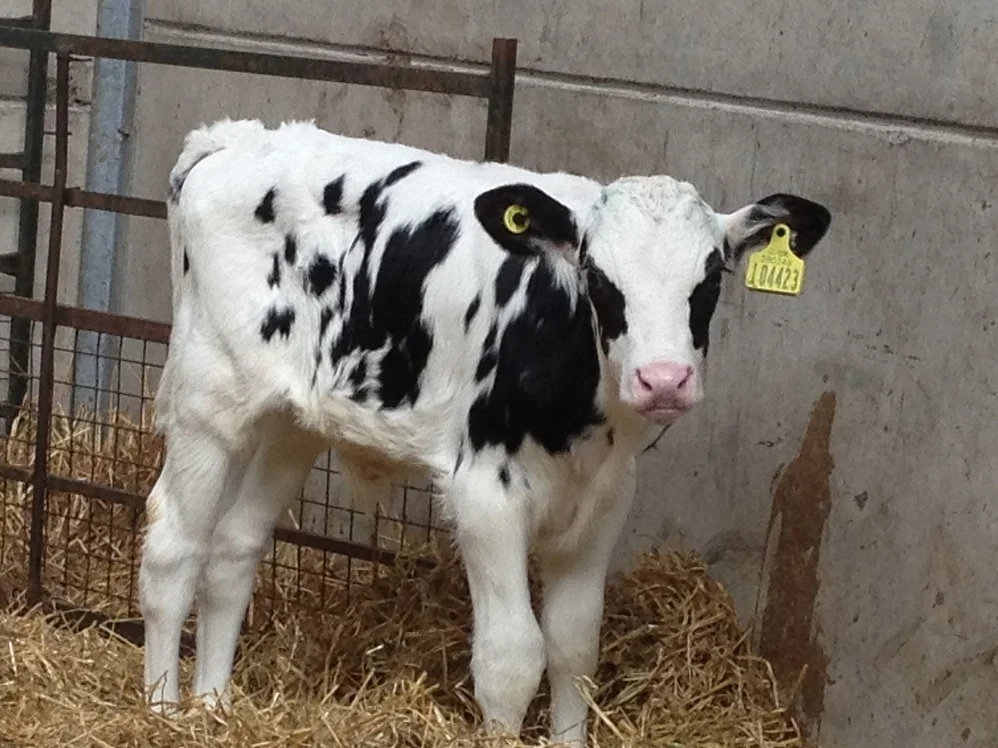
[540,458,636,746]
[451,469,545,737]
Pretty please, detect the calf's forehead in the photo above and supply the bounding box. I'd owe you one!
[587,176,724,271]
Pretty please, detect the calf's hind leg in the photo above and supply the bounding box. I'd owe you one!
[140,425,247,709]
[193,418,323,707]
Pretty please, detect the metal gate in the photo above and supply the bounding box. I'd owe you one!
[0,21,517,636]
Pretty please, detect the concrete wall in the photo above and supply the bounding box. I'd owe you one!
[2,2,996,746]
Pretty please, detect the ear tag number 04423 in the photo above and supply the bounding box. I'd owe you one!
[744,224,805,296]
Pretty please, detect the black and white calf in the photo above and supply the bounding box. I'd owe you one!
[140,118,831,745]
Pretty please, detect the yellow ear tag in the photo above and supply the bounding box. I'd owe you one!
[503,204,530,234]
[744,223,805,296]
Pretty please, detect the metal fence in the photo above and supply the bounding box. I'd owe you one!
[0,24,517,637]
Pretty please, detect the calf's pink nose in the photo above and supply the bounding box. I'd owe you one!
[633,362,695,412]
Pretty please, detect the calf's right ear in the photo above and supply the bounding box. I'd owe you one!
[474,183,580,257]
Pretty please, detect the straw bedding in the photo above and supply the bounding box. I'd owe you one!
[0,407,806,747]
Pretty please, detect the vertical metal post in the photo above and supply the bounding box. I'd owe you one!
[483,38,517,163]
[73,0,144,415]
[6,0,53,429]
[28,51,70,604]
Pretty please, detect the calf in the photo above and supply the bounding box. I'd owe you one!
[140,118,831,745]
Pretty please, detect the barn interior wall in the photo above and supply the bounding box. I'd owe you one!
[1,3,994,746]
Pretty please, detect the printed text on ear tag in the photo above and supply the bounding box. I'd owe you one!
[744,223,805,296]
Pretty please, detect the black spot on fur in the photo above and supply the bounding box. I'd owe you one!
[267,252,281,288]
[358,181,387,258]
[607,428,615,446]
[350,359,367,388]
[464,295,481,332]
[483,323,497,351]
[336,268,347,310]
[495,257,525,307]
[329,161,445,404]
[323,176,345,215]
[498,465,510,487]
[319,307,334,337]
[468,261,603,455]
[384,160,422,187]
[374,212,459,407]
[350,386,370,403]
[689,250,724,352]
[309,255,337,297]
[331,180,388,362]
[370,209,461,408]
[260,307,295,342]
[182,252,190,275]
[475,349,498,382]
[284,235,297,264]
[467,396,490,450]
[336,163,427,363]
[255,188,276,223]
[585,259,627,354]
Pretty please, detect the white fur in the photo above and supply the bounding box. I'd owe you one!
[140,118,768,746]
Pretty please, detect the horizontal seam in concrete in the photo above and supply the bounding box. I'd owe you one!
[146,18,998,149]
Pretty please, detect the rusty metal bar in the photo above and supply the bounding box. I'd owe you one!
[0,293,45,323]
[48,476,144,511]
[0,17,35,29]
[55,302,171,343]
[7,0,52,429]
[66,187,167,220]
[44,473,433,569]
[0,179,168,219]
[484,39,517,162]
[0,464,32,483]
[0,253,19,276]
[0,26,493,98]
[27,51,69,604]
[0,153,24,170]
[0,178,56,203]
[0,293,171,343]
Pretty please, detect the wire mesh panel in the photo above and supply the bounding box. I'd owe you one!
[36,328,165,614]
[257,454,450,622]
[0,312,39,591]
[0,317,450,621]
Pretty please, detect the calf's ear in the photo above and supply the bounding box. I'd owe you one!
[474,183,579,257]
[721,194,831,262]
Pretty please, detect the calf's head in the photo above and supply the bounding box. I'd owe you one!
[474,176,831,426]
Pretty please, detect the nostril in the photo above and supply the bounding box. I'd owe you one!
[676,365,694,391]
[634,369,654,394]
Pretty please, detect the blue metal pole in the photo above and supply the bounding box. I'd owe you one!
[72,0,144,415]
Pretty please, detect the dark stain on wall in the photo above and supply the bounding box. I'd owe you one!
[759,391,836,737]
